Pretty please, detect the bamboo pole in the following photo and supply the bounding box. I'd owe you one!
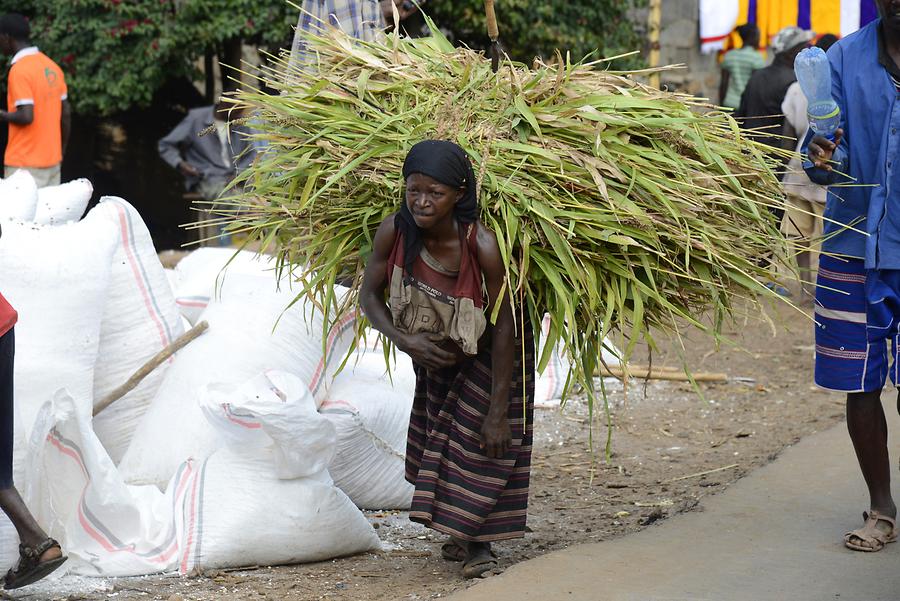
[597,364,729,383]
[648,0,662,89]
[93,321,210,417]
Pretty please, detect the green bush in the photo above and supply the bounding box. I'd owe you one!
[428,0,647,66]
[0,0,645,116]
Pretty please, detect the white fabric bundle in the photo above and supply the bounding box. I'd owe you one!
[700,0,739,54]
[0,169,38,221]
[320,345,415,510]
[171,247,278,325]
[119,274,356,486]
[33,178,92,225]
[0,211,118,442]
[25,378,379,577]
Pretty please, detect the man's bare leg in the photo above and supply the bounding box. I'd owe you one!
[845,390,896,549]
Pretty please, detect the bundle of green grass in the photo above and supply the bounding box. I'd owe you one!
[222,19,788,403]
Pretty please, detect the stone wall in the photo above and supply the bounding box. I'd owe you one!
[634,0,723,102]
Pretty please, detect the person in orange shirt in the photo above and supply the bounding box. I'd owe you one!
[0,14,70,188]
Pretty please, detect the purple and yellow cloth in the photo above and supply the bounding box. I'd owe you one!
[700,0,879,53]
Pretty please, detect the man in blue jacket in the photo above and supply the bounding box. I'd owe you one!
[805,0,900,552]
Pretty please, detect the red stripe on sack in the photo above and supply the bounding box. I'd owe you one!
[319,399,358,412]
[309,310,357,395]
[114,203,171,349]
[174,460,195,503]
[180,465,202,574]
[176,299,209,308]
[222,404,262,429]
[47,431,88,478]
[49,431,179,563]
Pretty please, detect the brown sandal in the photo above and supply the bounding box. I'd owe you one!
[844,511,898,552]
[4,538,67,589]
[440,539,466,562]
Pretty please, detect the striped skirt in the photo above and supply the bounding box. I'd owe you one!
[405,327,534,543]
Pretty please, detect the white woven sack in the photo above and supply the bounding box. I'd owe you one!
[0,212,117,443]
[172,247,277,325]
[534,314,622,406]
[199,370,336,479]
[119,276,356,487]
[24,391,180,577]
[33,178,92,225]
[90,197,185,464]
[175,448,380,573]
[0,169,38,221]
[320,348,415,510]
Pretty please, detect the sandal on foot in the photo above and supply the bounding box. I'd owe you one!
[844,511,898,552]
[441,539,466,562]
[462,549,498,579]
[4,538,67,590]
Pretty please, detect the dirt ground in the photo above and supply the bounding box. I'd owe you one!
[4,291,844,601]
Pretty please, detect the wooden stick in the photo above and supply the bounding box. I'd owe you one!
[597,365,729,383]
[666,463,739,483]
[93,321,210,417]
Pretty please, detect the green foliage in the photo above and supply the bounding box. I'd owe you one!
[0,0,296,115]
[428,0,647,66]
[0,0,646,115]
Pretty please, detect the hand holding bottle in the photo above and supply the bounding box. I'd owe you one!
[808,129,844,171]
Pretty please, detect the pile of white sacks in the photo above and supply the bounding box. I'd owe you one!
[0,171,594,578]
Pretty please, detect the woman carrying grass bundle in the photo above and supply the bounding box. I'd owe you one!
[360,140,534,579]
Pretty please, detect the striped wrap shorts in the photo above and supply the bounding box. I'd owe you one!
[815,255,900,392]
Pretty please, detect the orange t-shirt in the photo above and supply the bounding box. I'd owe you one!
[5,48,67,168]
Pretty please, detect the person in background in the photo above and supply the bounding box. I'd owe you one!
[0,225,68,589]
[360,140,534,579]
[0,13,70,188]
[158,99,255,245]
[736,26,814,296]
[158,99,255,203]
[779,33,839,299]
[736,26,814,151]
[719,23,764,109]
[288,0,420,74]
[804,0,900,553]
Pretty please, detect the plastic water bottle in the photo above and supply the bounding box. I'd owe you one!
[794,47,841,139]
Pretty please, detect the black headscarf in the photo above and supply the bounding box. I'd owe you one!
[395,140,479,274]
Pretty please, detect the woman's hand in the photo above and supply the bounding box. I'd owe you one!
[807,128,843,171]
[480,414,511,459]
[399,332,459,370]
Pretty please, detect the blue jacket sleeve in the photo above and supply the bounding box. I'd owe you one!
[802,44,850,186]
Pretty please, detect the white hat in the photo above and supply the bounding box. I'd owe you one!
[771,26,815,55]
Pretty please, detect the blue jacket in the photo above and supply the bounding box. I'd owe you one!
[803,20,900,269]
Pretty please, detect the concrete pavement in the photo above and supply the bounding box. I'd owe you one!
[450,396,900,601]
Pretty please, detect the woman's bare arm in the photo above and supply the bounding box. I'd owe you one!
[476,222,515,458]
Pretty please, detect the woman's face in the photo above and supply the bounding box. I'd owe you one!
[405,173,463,230]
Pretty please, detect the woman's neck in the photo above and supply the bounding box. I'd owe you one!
[421,215,458,245]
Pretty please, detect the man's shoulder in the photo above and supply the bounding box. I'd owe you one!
[832,20,878,59]
[12,52,65,81]
[745,63,771,83]
[186,105,215,121]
